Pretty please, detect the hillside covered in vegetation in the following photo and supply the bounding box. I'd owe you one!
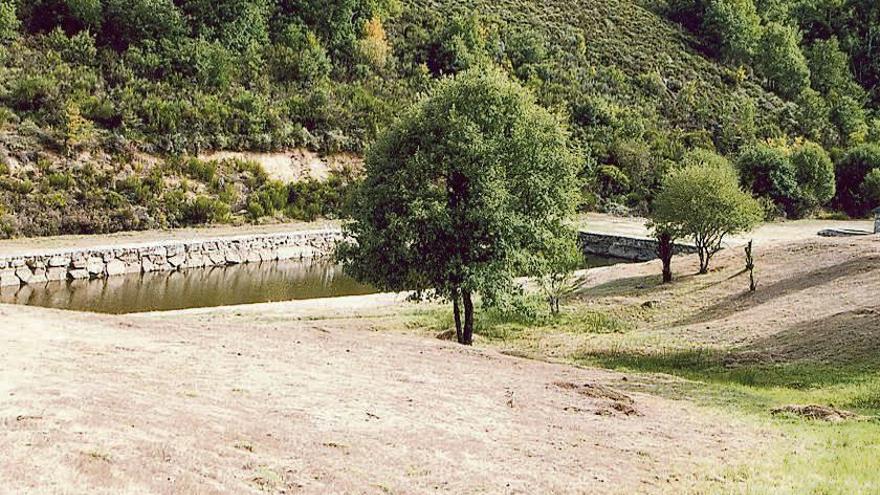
[0,0,878,237]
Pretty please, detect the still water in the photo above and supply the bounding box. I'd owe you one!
[0,260,375,314]
[0,255,625,315]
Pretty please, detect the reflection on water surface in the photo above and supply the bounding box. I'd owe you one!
[0,255,628,314]
[0,260,374,314]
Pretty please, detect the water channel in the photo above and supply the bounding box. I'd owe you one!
[0,255,626,314]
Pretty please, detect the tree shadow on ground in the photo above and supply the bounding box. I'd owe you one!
[733,307,880,365]
[674,256,880,327]
[575,273,693,299]
[581,308,880,392]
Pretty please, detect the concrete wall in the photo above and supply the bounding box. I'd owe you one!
[0,229,343,288]
[579,232,698,262]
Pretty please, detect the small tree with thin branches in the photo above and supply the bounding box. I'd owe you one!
[651,153,762,275]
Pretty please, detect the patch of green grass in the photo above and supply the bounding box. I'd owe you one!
[406,295,632,344]
[578,346,880,414]
[567,341,880,493]
[695,420,880,494]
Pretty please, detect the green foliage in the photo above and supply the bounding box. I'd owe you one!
[862,168,880,205]
[737,141,835,218]
[703,0,761,63]
[268,23,332,84]
[805,37,861,98]
[526,229,584,315]
[652,151,763,273]
[833,143,880,217]
[0,0,876,233]
[789,141,835,214]
[0,0,19,42]
[754,22,810,100]
[340,68,579,343]
[184,195,231,224]
[102,0,187,50]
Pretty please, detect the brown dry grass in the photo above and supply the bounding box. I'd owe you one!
[0,294,758,494]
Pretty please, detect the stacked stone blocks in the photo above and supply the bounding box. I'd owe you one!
[0,229,343,288]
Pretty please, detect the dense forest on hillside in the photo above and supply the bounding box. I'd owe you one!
[0,0,878,237]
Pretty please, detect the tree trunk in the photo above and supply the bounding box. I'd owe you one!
[461,290,474,346]
[698,247,710,274]
[657,232,674,283]
[452,288,463,343]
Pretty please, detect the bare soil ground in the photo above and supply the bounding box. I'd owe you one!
[577,213,874,245]
[0,295,757,494]
[198,150,363,184]
[567,234,880,363]
[3,228,877,494]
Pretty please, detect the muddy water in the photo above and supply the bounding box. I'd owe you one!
[0,255,626,314]
[0,260,375,314]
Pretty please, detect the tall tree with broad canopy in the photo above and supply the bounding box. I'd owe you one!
[651,151,763,274]
[338,67,580,345]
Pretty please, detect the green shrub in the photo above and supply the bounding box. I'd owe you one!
[183,158,218,183]
[0,0,19,42]
[184,195,231,224]
[247,180,287,219]
[789,142,835,216]
[737,142,836,218]
[594,165,630,198]
[862,169,880,206]
[46,172,74,190]
[737,144,798,212]
[834,144,880,217]
[267,23,331,84]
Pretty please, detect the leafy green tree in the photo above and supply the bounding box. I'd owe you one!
[0,1,18,42]
[425,13,498,76]
[755,22,811,99]
[339,68,579,345]
[652,152,762,274]
[861,169,880,206]
[834,143,880,216]
[789,141,835,215]
[737,144,798,213]
[703,0,762,63]
[805,37,860,97]
[267,23,332,84]
[178,0,271,51]
[102,0,186,50]
[828,90,869,145]
[527,229,583,315]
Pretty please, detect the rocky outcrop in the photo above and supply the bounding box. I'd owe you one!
[0,229,343,288]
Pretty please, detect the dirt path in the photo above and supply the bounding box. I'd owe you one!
[3,213,870,259]
[577,213,874,245]
[0,300,758,494]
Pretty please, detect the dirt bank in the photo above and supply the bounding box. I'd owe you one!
[0,297,757,494]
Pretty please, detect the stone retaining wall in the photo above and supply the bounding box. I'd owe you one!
[0,228,696,288]
[0,229,343,288]
[579,232,698,262]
